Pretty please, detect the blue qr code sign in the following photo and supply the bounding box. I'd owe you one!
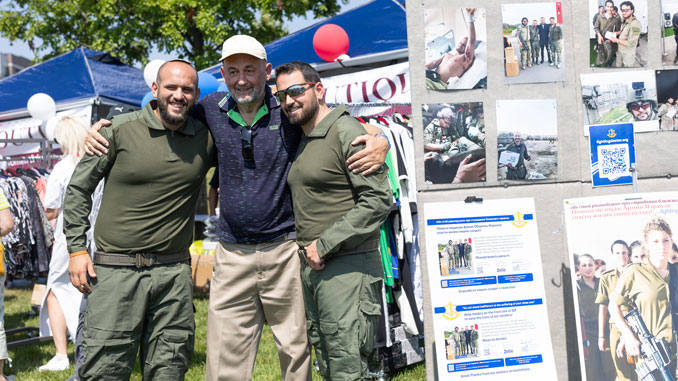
[599,146,628,177]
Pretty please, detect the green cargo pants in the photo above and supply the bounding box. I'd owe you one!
[301,250,383,381]
[79,262,194,380]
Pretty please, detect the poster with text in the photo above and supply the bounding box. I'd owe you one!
[424,198,557,380]
[564,192,678,381]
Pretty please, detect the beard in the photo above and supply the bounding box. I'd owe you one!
[286,99,318,126]
[157,96,190,126]
[232,84,265,107]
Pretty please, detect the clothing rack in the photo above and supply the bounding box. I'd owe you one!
[0,139,56,170]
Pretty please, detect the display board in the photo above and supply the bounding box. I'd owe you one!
[406,0,678,380]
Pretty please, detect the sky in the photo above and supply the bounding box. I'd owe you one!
[496,99,558,136]
[501,3,558,25]
[0,0,371,66]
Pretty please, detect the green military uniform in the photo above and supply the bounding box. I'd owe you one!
[596,269,635,381]
[452,244,460,268]
[471,329,479,355]
[505,142,530,180]
[578,277,605,381]
[465,243,473,268]
[611,261,677,375]
[425,76,448,90]
[287,105,392,380]
[516,23,531,69]
[446,244,456,270]
[529,25,540,65]
[64,102,216,379]
[549,23,563,67]
[424,119,445,145]
[459,329,467,355]
[658,103,674,130]
[594,13,621,67]
[614,16,641,68]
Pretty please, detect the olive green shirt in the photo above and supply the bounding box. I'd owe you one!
[549,24,563,42]
[611,261,675,344]
[594,13,621,39]
[596,268,628,330]
[64,102,216,255]
[286,105,392,258]
[578,277,600,337]
[618,16,641,55]
[424,119,444,145]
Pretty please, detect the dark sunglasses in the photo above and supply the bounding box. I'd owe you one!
[241,127,254,163]
[629,101,652,111]
[274,82,317,103]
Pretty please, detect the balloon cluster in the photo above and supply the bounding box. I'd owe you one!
[140,60,224,108]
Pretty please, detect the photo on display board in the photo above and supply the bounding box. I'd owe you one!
[421,102,486,185]
[443,325,480,362]
[661,0,678,65]
[581,70,659,134]
[501,2,565,85]
[436,238,474,277]
[495,99,558,181]
[424,7,487,90]
[655,70,678,130]
[563,192,678,381]
[589,0,649,68]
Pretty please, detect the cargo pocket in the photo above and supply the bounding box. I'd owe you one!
[156,331,193,373]
[84,336,136,378]
[358,301,382,358]
[319,318,359,376]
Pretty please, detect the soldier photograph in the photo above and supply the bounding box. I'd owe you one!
[421,103,486,185]
[655,69,678,131]
[589,0,648,68]
[437,237,474,277]
[581,70,659,133]
[424,7,488,90]
[496,99,558,181]
[661,0,678,65]
[444,325,480,361]
[502,2,565,85]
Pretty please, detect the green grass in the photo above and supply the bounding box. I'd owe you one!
[665,27,675,38]
[2,286,425,380]
[599,105,633,124]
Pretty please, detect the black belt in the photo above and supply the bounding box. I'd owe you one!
[298,238,380,260]
[94,251,190,268]
[270,231,296,243]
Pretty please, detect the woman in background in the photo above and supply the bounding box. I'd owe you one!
[0,189,15,380]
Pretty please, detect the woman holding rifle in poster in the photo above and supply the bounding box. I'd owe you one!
[610,216,678,379]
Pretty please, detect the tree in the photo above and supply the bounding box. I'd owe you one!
[0,0,345,69]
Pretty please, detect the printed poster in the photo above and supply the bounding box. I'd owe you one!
[424,198,557,380]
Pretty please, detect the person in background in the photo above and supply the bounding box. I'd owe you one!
[39,116,92,372]
[629,240,645,263]
[594,258,607,278]
[578,253,604,380]
[0,189,14,380]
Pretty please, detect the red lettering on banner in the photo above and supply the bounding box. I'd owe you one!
[0,130,7,149]
[396,73,407,94]
[344,82,358,103]
[361,81,369,102]
[37,125,47,139]
[372,77,396,101]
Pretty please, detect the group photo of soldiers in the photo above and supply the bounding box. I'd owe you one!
[502,2,565,85]
[590,0,648,68]
[660,0,678,65]
[422,102,486,185]
[568,216,678,380]
[444,325,480,361]
[424,7,488,90]
[581,70,660,133]
[496,99,558,181]
[437,238,474,277]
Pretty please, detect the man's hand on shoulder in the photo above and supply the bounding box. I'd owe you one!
[347,129,389,175]
[85,119,112,156]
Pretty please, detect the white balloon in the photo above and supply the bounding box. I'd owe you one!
[44,116,60,142]
[144,59,166,89]
[336,54,351,62]
[27,93,56,121]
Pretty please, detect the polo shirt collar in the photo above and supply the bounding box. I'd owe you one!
[218,85,279,128]
[142,100,197,136]
[307,105,349,138]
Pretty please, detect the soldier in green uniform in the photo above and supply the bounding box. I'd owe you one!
[594,0,622,67]
[459,327,467,355]
[504,132,531,180]
[453,240,461,269]
[596,240,634,381]
[471,326,479,356]
[464,239,473,269]
[658,98,675,130]
[276,61,392,381]
[529,20,540,65]
[516,17,531,70]
[610,217,678,377]
[548,17,563,69]
[424,107,454,145]
[446,240,456,271]
[610,1,641,68]
[453,327,462,357]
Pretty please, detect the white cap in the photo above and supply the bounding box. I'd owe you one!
[220,35,267,62]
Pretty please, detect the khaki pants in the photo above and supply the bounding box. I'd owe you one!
[79,262,194,380]
[206,240,311,381]
[301,250,383,381]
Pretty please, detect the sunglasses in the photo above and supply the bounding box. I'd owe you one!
[274,82,317,103]
[241,127,254,163]
[620,8,631,12]
[629,101,652,111]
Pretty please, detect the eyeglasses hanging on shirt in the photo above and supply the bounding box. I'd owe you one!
[241,126,255,168]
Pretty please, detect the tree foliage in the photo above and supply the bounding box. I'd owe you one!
[0,0,345,69]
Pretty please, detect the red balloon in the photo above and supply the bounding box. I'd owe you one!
[313,24,349,62]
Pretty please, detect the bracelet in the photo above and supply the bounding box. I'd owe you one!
[375,132,391,149]
[69,250,88,258]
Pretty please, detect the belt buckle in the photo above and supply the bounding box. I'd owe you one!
[135,253,145,268]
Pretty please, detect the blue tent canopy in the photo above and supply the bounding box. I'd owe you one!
[0,47,148,114]
[203,0,407,77]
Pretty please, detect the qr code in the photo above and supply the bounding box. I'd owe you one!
[598,144,629,180]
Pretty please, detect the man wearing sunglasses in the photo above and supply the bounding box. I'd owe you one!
[275,60,392,381]
[609,1,641,68]
[625,82,656,122]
